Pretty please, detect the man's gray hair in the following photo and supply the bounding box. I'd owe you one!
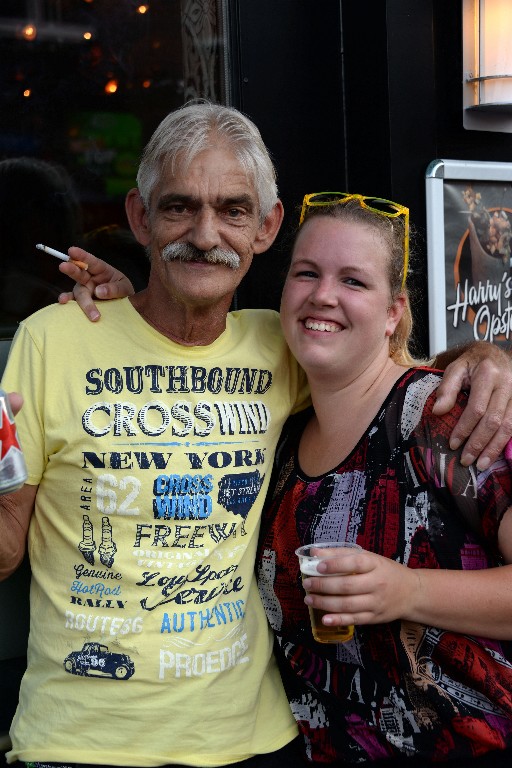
[137,100,278,222]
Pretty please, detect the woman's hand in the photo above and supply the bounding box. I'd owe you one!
[302,546,512,639]
[301,548,419,628]
[58,246,135,322]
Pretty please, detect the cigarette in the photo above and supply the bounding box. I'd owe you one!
[36,243,88,271]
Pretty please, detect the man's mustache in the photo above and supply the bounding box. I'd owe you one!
[161,242,241,270]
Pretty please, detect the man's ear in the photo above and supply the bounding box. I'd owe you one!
[126,188,151,247]
[253,200,285,254]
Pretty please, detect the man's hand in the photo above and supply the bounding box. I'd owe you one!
[433,341,512,469]
[8,392,23,416]
[58,246,135,322]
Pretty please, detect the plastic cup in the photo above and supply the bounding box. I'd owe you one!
[295,541,362,643]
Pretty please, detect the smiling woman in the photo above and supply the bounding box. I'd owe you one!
[280,198,418,396]
[256,193,512,767]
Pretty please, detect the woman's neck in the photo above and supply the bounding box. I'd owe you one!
[298,358,408,476]
[310,356,404,419]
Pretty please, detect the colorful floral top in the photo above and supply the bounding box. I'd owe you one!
[257,368,512,764]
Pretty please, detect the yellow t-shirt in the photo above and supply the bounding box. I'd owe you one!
[3,299,308,767]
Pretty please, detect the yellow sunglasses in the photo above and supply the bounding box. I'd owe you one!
[299,192,409,290]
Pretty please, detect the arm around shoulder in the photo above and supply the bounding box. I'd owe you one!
[0,483,37,581]
[58,247,136,322]
[433,340,512,468]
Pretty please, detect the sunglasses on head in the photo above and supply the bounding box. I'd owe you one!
[299,192,409,289]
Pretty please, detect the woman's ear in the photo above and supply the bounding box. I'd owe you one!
[385,295,406,337]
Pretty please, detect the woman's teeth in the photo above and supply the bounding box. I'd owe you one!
[304,319,340,333]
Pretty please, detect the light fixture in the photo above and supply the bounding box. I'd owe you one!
[463,0,512,131]
[104,78,119,95]
[21,24,37,41]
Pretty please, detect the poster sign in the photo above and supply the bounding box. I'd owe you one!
[425,159,512,355]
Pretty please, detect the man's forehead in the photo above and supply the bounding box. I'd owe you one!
[160,147,257,198]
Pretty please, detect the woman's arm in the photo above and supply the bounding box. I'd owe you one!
[302,519,512,639]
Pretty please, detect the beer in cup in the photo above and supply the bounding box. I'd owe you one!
[295,542,362,643]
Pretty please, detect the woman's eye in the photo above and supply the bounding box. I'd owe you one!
[296,270,317,278]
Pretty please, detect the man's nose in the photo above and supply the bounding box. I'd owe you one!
[188,208,222,251]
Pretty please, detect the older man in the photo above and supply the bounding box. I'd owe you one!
[1,102,306,768]
[1,102,512,768]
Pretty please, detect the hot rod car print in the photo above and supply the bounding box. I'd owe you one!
[63,642,135,680]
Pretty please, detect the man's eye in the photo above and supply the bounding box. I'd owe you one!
[160,202,191,216]
[226,208,244,218]
[296,270,317,278]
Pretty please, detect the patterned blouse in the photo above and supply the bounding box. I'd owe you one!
[257,368,512,764]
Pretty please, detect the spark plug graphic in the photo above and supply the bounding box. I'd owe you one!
[78,515,96,565]
[98,516,117,568]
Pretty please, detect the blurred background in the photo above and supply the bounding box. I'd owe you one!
[0,1,511,353]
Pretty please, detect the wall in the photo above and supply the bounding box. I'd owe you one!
[342,0,512,355]
[228,0,346,312]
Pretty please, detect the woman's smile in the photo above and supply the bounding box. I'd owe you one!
[303,318,342,333]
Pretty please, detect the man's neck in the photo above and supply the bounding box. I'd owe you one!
[129,289,231,346]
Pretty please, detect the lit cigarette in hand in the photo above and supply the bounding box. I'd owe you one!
[36,243,88,271]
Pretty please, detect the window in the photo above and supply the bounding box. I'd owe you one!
[0,0,231,332]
